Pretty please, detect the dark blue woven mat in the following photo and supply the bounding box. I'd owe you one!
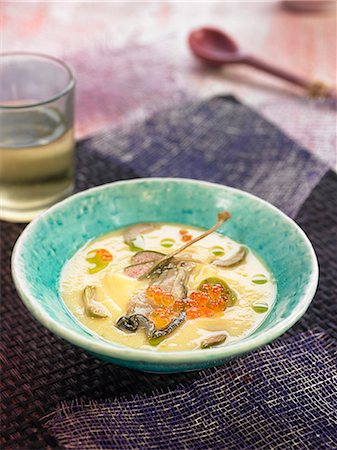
[76,96,327,218]
[46,331,337,450]
[1,96,336,449]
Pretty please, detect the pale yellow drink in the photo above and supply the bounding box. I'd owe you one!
[0,107,74,221]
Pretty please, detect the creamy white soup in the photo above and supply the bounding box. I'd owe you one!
[60,213,276,351]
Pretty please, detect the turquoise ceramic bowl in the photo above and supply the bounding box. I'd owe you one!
[12,178,318,373]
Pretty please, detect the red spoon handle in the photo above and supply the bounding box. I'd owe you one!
[245,55,336,100]
[245,55,311,89]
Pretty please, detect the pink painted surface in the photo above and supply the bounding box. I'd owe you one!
[2,2,336,166]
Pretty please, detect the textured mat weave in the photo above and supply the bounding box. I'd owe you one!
[1,97,336,449]
[77,96,327,219]
[47,331,337,450]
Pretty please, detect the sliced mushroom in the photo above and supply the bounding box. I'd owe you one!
[82,286,110,318]
[212,246,248,268]
[123,223,158,246]
[200,334,227,349]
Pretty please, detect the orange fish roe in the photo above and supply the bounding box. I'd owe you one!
[150,308,173,330]
[186,306,202,320]
[146,286,164,305]
[186,306,215,320]
[179,229,188,235]
[162,293,175,308]
[146,286,177,308]
[208,297,227,312]
[182,234,192,242]
[146,282,228,328]
[172,300,185,312]
[186,283,228,320]
[146,285,156,299]
[95,249,113,261]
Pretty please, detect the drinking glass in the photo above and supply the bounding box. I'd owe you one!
[0,53,75,222]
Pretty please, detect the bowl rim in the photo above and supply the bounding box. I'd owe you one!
[12,177,319,365]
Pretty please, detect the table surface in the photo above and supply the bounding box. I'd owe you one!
[1,4,337,448]
[2,1,336,167]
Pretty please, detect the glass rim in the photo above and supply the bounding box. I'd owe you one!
[0,52,76,109]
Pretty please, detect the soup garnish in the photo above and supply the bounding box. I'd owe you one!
[252,302,269,314]
[82,285,110,318]
[140,211,231,279]
[60,211,276,351]
[252,274,268,284]
[85,249,113,274]
[212,245,248,268]
[200,334,227,349]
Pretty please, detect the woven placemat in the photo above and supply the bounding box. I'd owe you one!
[46,331,337,450]
[1,97,336,449]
